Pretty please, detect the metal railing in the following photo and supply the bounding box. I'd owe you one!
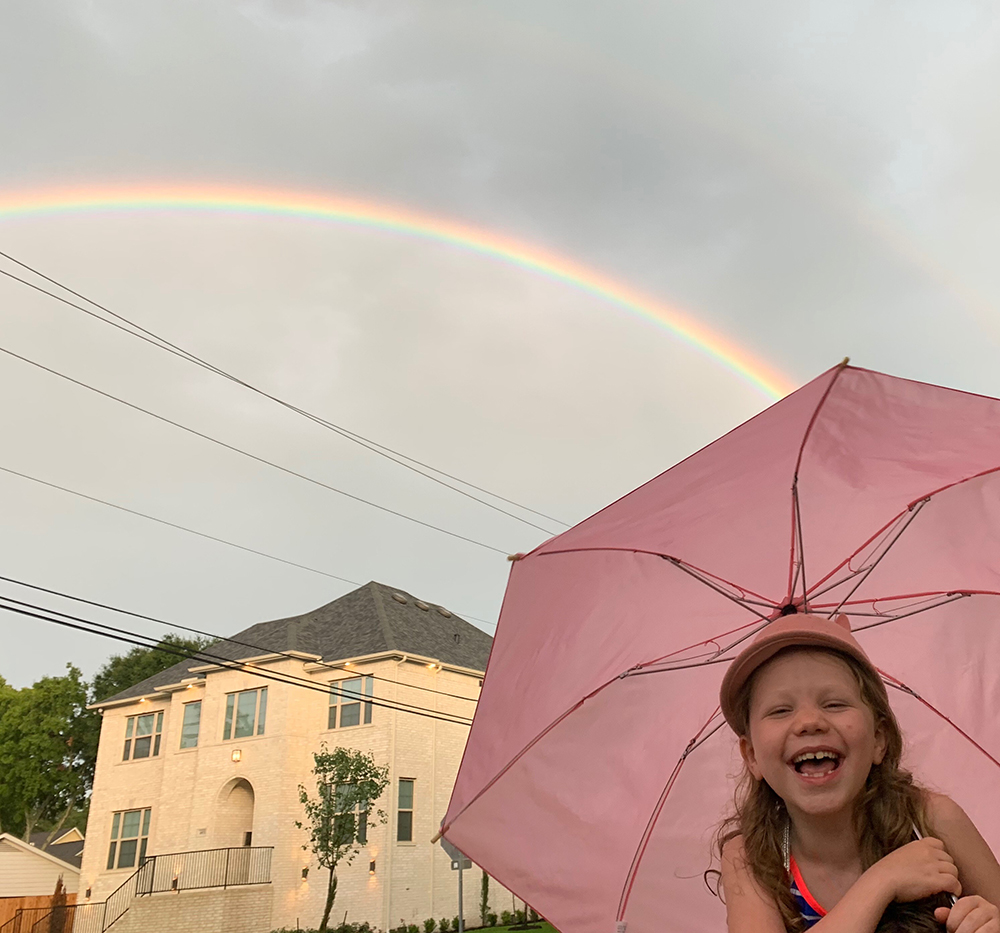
[133,846,273,895]
[0,903,103,933]
[0,846,272,933]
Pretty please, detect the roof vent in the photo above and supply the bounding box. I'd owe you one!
[436,607,452,618]
[415,600,430,611]
[391,593,407,604]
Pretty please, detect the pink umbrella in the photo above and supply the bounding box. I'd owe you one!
[441,362,1000,933]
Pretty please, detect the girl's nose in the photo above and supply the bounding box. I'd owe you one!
[792,706,827,733]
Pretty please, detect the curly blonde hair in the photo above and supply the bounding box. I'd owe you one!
[709,647,948,932]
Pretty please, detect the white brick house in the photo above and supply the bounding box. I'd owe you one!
[79,582,509,932]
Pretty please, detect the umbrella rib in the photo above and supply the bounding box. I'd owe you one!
[882,676,1000,773]
[786,359,852,604]
[822,499,929,617]
[809,464,1000,598]
[616,711,727,921]
[849,592,975,632]
[793,481,809,610]
[535,547,778,606]
[661,556,777,620]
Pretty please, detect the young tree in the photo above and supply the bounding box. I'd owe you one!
[297,746,389,933]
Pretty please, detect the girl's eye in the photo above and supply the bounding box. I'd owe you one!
[824,701,848,710]
[767,707,792,716]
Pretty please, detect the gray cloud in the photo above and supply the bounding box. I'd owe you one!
[2,0,999,684]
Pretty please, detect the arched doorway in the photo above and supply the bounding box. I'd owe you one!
[215,778,256,884]
[215,778,255,848]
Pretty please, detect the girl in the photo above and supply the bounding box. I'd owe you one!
[715,612,1000,933]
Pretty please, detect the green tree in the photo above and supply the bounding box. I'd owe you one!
[0,665,97,840]
[90,635,212,704]
[296,745,389,933]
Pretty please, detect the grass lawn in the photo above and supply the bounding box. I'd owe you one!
[469,924,558,933]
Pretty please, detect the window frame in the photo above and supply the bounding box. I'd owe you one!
[328,675,373,730]
[122,711,163,761]
[396,778,415,842]
[327,783,369,846]
[179,700,202,749]
[106,807,151,870]
[222,687,268,740]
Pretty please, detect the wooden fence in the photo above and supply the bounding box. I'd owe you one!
[0,895,77,929]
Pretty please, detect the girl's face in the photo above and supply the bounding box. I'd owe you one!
[740,648,887,819]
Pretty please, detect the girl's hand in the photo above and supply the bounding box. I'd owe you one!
[869,837,961,903]
[934,896,1000,933]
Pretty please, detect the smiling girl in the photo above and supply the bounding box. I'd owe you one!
[715,613,1000,933]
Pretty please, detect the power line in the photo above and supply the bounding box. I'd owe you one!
[0,572,487,701]
[0,342,510,554]
[0,589,471,719]
[0,462,497,630]
[0,595,475,726]
[0,250,568,532]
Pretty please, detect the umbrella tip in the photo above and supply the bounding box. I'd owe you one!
[507,552,526,561]
[840,356,850,367]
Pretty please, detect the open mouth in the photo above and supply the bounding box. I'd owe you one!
[791,750,842,778]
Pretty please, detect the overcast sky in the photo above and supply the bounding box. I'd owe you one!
[2,1,1000,688]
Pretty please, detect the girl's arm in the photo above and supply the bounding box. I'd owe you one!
[720,837,893,933]
[720,837,788,933]
[721,834,961,933]
[927,793,1000,905]
[927,793,1000,931]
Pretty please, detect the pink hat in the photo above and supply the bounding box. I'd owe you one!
[719,612,885,730]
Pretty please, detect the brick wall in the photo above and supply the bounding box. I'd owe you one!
[112,885,274,933]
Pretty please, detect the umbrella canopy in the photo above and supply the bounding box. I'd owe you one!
[442,363,1000,933]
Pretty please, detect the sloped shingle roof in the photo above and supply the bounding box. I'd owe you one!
[99,582,492,704]
[24,833,85,870]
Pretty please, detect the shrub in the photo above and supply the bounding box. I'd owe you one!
[424,921,436,933]
[514,910,526,925]
[439,920,450,932]
[451,918,459,931]
[409,926,420,933]
[487,914,498,928]
[528,909,538,923]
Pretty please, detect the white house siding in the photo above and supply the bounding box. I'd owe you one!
[0,838,80,896]
[80,653,512,931]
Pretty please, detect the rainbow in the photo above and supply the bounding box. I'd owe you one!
[0,184,796,399]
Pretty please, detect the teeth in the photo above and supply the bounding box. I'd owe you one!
[793,751,839,763]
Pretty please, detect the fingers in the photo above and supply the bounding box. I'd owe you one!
[941,896,1000,933]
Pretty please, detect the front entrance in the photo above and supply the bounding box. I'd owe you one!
[215,778,255,883]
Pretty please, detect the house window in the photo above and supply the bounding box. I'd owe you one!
[396,779,414,842]
[123,712,163,760]
[180,701,202,748]
[328,676,373,729]
[223,688,267,740]
[328,784,368,845]
[106,808,151,870]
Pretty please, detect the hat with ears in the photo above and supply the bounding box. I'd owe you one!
[719,612,885,731]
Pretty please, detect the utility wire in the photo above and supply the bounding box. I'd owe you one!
[0,251,568,532]
[0,589,470,719]
[0,463,497,630]
[0,343,509,554]
[0,572,487,700]
[0,595,474,726]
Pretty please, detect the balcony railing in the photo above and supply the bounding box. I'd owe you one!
[0,846,272,933]
[134,845,273,895]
